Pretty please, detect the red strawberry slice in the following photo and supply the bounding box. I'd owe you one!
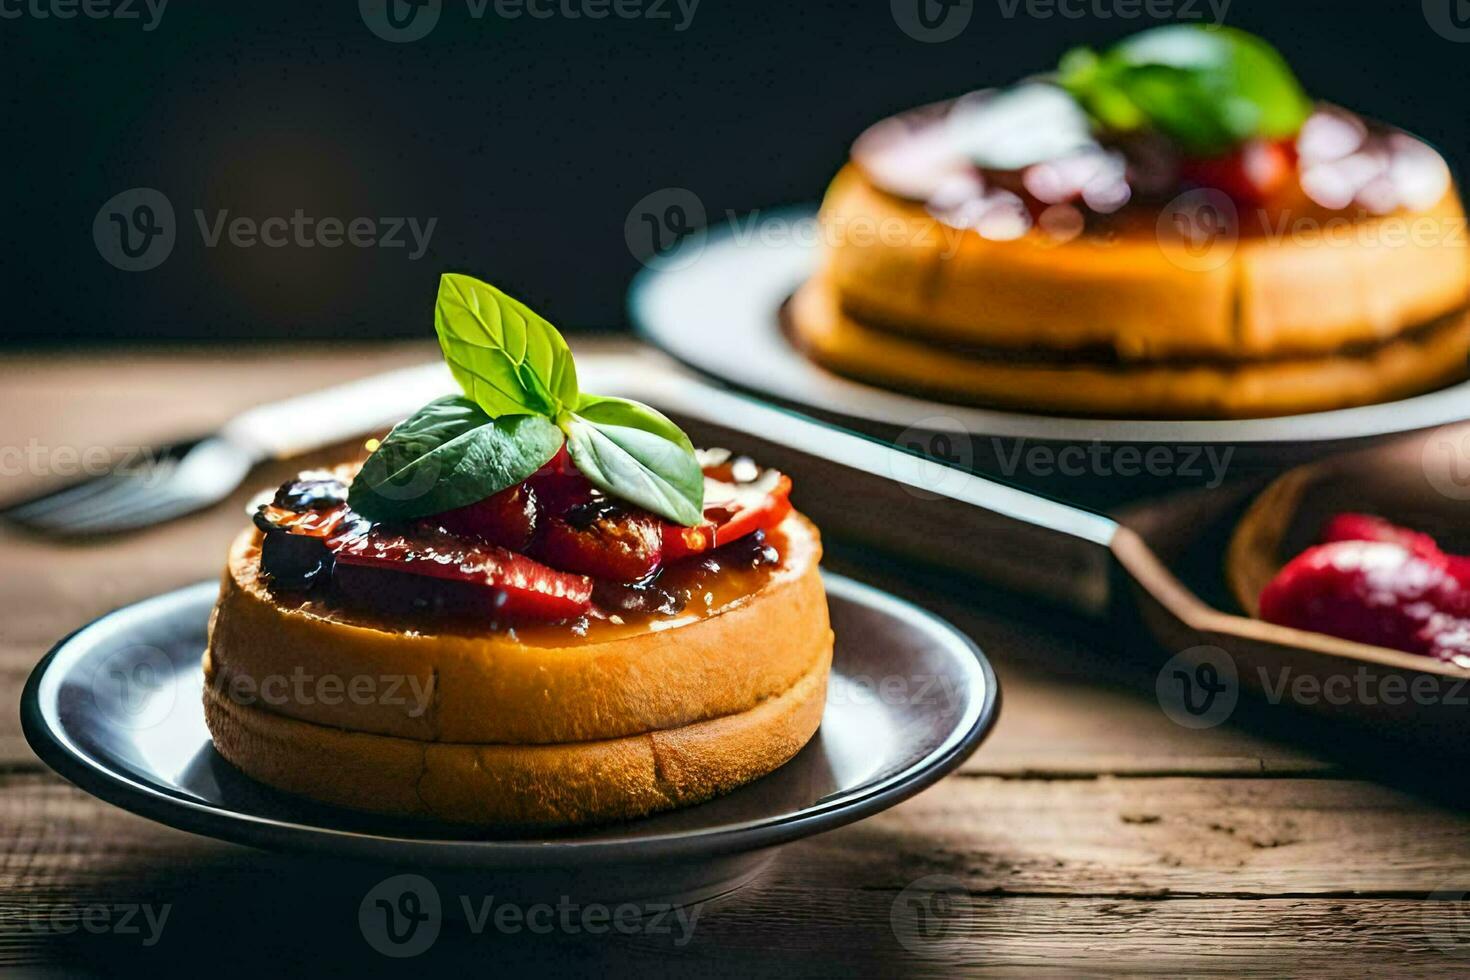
[1259,538,1470,662]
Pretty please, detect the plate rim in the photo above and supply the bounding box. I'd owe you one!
[21,572,999,867]
[629,205,1470,445]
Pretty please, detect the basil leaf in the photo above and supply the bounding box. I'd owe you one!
[434,273,580,418]
[562,400,704,526]
[1058,26,1310,155]
[349,395,563,522]
[574,394,696,454]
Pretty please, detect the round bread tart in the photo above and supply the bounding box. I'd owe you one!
[822,165,1470,362]
[204,646,830,829]
[790,273,1470,419]
[205,512,831,744]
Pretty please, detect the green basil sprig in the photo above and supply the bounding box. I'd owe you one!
[1057,26,1311,156]
[350,274,705,526]
[348,396,563,521]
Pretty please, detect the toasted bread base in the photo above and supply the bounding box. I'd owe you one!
[204,645,830,828]
[206,512,831,743]
[789,275,1470,418]
[823,165,1470,361]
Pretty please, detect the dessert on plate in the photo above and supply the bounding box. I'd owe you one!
[791,26,1470,418]
[203,273,833,828]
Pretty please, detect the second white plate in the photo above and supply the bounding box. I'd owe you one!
[629,206,1470,447]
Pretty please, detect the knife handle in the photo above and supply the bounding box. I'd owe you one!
[220,362,453,460]
[616,367,1123,617]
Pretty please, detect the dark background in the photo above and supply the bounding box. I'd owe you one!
[1,1,1463,345]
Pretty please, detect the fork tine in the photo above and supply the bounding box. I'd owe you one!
[48,490,205,536]
[18,473,178,534]
[4,456,179,523]
[3,471,138,521]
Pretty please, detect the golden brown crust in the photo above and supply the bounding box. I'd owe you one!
[821,165,1470,361]
[789,275,1470,419]
[205,512,832,744]
[203,646,831,828]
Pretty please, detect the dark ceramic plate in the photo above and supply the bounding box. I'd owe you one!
[22,572,996,904]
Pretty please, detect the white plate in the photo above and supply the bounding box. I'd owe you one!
[629,206,1470,446]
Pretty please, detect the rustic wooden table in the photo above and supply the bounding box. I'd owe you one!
[4,344,1470,977]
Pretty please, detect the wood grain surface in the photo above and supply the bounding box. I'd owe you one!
[3,345,1469,977]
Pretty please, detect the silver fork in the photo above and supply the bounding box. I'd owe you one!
[2,363,452,537]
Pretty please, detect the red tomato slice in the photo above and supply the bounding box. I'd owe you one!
[333,528,592,621]
[663,469,793,562]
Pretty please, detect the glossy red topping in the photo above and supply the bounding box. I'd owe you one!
[334,527,593,622]
[853,95,1451,235]
[255,454,794,625]
[431,483,539,551]
[1259,514,1470,667]
[534,500,665,582]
